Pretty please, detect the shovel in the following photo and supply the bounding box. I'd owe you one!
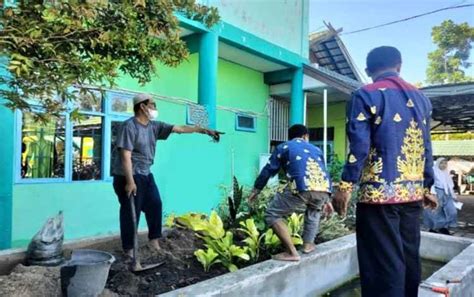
[129,194,164,272]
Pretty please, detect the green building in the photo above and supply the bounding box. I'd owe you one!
[0,1,362,249]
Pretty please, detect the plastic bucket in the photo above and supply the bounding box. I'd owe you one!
[60,249,115,297]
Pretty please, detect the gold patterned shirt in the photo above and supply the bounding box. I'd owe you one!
[254,138,332,193]
[341,72,434,204]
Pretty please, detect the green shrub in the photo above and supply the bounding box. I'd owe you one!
[318,214,351,242]
[194,248,220,272]
[175,211,250,272]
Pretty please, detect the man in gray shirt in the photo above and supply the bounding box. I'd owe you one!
[112,93,222,259]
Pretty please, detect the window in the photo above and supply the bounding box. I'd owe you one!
[309,127,335,163]
[309,127,335,142]
[235,114,256,132]
[16,89,133,183]
[110,120,125,176]
[21,112,66,179]
[72,116,103,181]
[109,91,134,115]
[268,98,289,142]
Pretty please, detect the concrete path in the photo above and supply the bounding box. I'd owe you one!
[453,195,474,239]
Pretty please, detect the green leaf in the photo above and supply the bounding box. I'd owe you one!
[226,263,239,272]
[194,248,221,272]
[229,245,249,259]
[291,236,303,246]
[1,1,220,114]
[207,211,225,239]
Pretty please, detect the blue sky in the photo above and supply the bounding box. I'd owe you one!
[309,0,474,84]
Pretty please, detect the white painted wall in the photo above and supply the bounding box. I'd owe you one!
[199,0,309,58]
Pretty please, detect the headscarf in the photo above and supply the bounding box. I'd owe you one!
[433,158,456,197]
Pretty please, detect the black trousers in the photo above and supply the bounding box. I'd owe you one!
[356,201,422,297]
[113,174,163,251]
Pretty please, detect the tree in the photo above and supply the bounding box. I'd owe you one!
[426,20,474,84]
[0,0,219,120]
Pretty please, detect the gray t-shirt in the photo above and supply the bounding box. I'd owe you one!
[111,117,174,176]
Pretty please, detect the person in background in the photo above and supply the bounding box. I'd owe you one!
[450,170,460,195]
[248,124,333,261]
[332,46,437,297]
[111,93,223,264]
[424,158,458,235]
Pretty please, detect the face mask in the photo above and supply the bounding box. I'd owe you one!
[148,109,158,120]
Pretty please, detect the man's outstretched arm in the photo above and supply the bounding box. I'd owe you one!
[249,148,283,203]
[172,125,224,141]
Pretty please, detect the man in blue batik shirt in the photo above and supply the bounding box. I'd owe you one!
[333,47,438,297]
[248,124,332,261]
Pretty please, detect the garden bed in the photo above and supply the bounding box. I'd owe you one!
[1,232,472,297]
[0,181,352,296]
[0,228,238,296]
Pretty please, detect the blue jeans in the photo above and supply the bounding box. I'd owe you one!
[113,174,163,251]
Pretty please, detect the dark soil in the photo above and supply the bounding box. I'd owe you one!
[87,228,229,296]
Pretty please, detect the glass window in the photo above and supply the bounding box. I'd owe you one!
[110,92,134,114]
[17,89,139,183]
[73,90,103,112]
[21,113,66,179]
[110,120,125,175]
[72,116,103,180]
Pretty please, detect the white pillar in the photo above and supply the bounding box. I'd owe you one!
[323,89,328,166]
[303,92,307,125]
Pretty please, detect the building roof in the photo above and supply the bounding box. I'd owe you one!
[432,140,474,157]
[308,24,364,82]
[303,63,363,95]
[421,82,474,132]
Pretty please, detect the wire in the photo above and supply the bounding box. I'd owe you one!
[341,3,474,36]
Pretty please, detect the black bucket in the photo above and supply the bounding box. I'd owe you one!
[60,249,115,297]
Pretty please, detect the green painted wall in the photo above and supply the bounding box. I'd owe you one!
[306,102,347,160]
[10,56,269,248]
[116,54,199,103]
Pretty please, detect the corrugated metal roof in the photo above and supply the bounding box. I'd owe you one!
[308,27,364,83]
[421,82,474,132]
[432,140,474,157]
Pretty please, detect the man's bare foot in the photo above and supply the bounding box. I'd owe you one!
[149,239,161,251]
[272,252,300,261]
[302,243,316,254]
[130,261,143,272]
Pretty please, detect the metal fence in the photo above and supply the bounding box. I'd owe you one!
[268,97,289,142]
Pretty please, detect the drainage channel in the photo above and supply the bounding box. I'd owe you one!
[323,259,445,296]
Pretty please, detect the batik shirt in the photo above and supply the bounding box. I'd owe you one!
[254,138,332,193]
[341,72,434,204]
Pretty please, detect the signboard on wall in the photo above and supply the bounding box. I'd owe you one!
[187,104,209,128]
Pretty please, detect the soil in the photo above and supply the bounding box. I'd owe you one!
[0,228,229,297]
[90,228,228,296]
[0,264,61,297]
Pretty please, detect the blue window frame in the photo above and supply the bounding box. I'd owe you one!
[235,113,256,132]
[14,89,133,184]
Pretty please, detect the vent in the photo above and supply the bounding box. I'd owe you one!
[235,114,256,132]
